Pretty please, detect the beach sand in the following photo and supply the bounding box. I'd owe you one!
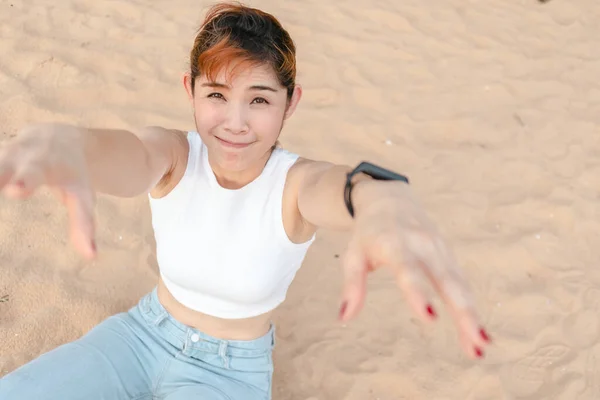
[1,0,600,398]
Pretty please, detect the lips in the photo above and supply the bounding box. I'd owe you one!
[216,136,253,148]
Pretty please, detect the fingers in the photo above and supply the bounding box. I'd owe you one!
[0,156,97,259]
[0,130,97,260]
[434,270,490,358]
[2,162,46,199]
[395,256,437,323]
[0,146,46,198]
[402,230,491,358]
[339,239,368,322]
[62,185,97,260]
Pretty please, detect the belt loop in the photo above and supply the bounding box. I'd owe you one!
[151,310,168,327]
[219,341,230,369]
[141,292,151,313]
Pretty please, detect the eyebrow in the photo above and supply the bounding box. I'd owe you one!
[201,82,279,92]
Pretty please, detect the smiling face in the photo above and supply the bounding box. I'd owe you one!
[184,3,300,186]
[184,63,301,178]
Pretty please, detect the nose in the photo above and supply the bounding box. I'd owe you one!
[223,102,249,135]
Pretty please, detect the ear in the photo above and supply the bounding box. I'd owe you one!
[183,73,195,104]
[284,84,302,120]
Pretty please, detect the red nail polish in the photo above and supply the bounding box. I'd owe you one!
[426,304,437,318]
[480,328,491,343]
[339,302,348,320]
[475,347,484,358]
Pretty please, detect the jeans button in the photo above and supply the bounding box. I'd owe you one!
[190,333,200,343]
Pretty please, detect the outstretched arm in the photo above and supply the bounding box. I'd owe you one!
[0,123,189,257]
[293,158,491,360]
[295,160,361,231]
[295,159,403,231]
[79,125,188,198]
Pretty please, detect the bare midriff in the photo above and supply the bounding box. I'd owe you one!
[156,277,273,341]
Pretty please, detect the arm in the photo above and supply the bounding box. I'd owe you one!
[81,125,188,198]
[295,159,395,231]
[0,123,188,258]
[294,158,491,360]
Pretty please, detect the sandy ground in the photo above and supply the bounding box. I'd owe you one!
[1,0,600,398]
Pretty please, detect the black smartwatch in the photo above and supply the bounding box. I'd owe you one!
[344,161,410,218]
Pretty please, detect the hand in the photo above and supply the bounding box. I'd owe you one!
[339,180,490,359]
[0,124,97,259]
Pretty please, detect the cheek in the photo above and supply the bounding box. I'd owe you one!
[193,101,222,129]
[248,108,285,137]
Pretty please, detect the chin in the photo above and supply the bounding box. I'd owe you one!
[211,146,254,170]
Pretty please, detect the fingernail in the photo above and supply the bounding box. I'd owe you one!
[91,240,97,253]
[480,328,491,343]
[474,346,484,358]
[339,301,348,320]
[426,304,437,318]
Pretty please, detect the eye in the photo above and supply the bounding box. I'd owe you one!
[207,92,225,100]
[251,97,269,105]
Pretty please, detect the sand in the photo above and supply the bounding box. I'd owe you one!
[1,0,599,398]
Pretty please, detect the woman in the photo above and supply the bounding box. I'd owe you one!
[0,3,490,400]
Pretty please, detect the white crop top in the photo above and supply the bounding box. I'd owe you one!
[148,132,315,319]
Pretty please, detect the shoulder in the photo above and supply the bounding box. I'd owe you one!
[145,128,192,199]
[286,157,334,189]
[135,126,190,165]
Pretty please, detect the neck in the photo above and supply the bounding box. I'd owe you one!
[210,150,272,190]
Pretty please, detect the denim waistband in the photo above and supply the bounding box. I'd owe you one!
[136,287,275,359]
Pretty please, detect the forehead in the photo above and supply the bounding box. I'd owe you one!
[198,62,281,88]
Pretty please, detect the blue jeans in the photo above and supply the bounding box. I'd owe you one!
[0,288,275,400]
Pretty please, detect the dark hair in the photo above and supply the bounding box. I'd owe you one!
[190,2,297,99]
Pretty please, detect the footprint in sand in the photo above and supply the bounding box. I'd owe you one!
[501,343,573,398]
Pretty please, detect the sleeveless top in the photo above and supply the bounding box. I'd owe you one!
[148,132,316,319]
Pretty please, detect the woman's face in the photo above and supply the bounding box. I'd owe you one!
[184,63,301,174]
